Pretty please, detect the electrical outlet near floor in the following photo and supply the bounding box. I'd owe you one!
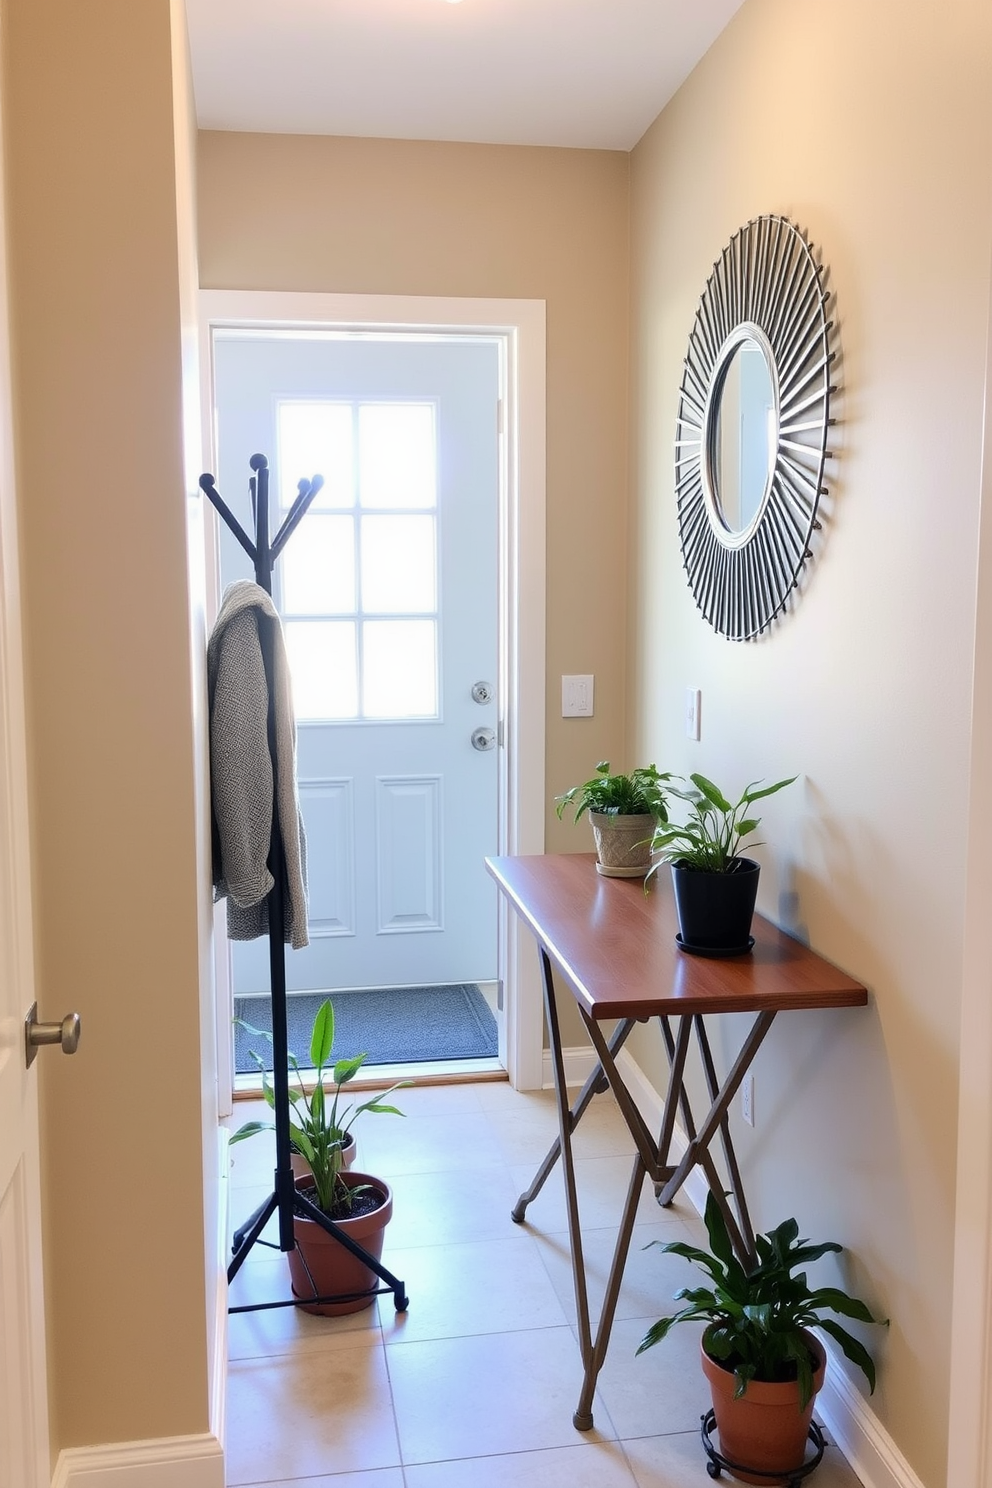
[741,1074,755,1126]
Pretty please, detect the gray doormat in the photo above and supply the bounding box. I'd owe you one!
[234,985,498,1073]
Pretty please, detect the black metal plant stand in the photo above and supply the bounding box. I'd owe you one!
[699,1411,826,1484]
[202,453,408,1315]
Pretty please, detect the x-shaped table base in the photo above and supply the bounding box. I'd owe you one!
[512,948,776,1431]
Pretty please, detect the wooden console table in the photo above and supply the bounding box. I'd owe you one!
[486,853,867,1431]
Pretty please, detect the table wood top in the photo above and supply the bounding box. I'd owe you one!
[486,853,868,1021]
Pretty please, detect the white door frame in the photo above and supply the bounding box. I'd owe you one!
[199,290,547,1103]
[947,258,992,1488]
[0,42,50,1475]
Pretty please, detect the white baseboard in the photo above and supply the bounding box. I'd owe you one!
[541,1044,600,1091]
[51,1433,224,1488]
[210,1126,231,1449]
[815,1355,928,1488]
[607,1044,923,1488]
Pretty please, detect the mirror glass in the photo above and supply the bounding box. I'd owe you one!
[710,339,777,535]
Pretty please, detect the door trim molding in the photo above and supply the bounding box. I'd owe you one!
[947,253,992,1488]
[198,291,547,1092]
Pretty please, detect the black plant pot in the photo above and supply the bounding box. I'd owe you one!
[670,858,760,953]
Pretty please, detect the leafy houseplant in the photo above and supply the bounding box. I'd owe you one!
[555,761,673,879]
[231,999,407,1315]
[232,998,406,1217]
[647,773,796,952]
[638,1192,885,1479]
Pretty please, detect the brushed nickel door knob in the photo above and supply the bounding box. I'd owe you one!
[24,1002,81,1067]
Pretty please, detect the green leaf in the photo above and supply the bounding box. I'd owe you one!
[690,774,733,813]
[229,1120,271,1145]
[234,1018,274,1043]
[290,1124,315,1164]
[817,1318,878,1393]
[333,1054,367,1086]
[734,1366,758,1400]
[741,776,798,805]
[806,1287,882,1324]
[783,1332,816,1410]
[636,1317,676,1353]
[703,1192,737,1272]
[310,999,335,1069]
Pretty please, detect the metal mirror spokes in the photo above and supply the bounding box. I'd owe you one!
[676,216,836,640]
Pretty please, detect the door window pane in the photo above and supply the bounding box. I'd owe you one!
[361,515,436,614]
[362,620,437,718]
[282,515,355,615]
[359,404,435,509]
[285,620,358,720]
[278,401,353,510]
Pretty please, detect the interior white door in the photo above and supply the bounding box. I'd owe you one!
[0,227,50,1488]
[212,332,501,994]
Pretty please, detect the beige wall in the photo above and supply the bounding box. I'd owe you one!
[3,0,212,1453]
[198,130,631,853]
[627,1,992,1482]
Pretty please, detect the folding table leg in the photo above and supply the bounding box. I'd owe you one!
[539,948,596,1411]
[657,1010,776,1265]
[572,1151,646,1431]
[511,1014,637,1222]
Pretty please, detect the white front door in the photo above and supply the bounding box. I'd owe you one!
[212,332,501,994]
[0,179,50,1487]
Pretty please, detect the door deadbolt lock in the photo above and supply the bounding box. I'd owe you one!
[471,681,494,705]
[25,1002,81,1068]
[471,727,496,752]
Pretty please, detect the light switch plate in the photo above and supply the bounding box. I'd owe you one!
[562,675,594,717]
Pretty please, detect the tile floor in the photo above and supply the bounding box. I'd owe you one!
[223,1080,865,1488]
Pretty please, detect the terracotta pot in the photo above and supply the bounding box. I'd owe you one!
[589,812,655,878]
[289,1169,392,1317]
[701,1329,826,1485]
[290,1129,356,1183]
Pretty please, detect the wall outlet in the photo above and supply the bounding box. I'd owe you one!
[741,1074,754,1127]
[685,687,701,740]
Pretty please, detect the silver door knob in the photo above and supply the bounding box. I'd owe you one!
[471,681,494,705]
[471,727,496,752]
[25,1002,81,1067]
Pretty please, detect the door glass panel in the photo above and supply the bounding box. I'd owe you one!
[285,620,358,720]
[278,401,353,510]
[361,515,436,614]
[282,515,355,615]
[359,404,435,509]
[362,619,437,718]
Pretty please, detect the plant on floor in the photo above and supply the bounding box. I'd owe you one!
[647,773,796,877]
[636,1191,886,1408]
[231,998,408,1217]
[555,760,673,823]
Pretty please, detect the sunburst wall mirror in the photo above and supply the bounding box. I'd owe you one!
[675,215,836,641]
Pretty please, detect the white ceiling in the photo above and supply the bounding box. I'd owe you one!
[185,0,745,152]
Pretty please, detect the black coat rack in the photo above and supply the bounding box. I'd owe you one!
[202,453,408,1315]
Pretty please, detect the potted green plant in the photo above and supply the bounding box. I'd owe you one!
[555,761,673,878]
[235,1012,358,1178]
[647,772,796,952]
[231,998,408,1315]
[637,1192,886,1483]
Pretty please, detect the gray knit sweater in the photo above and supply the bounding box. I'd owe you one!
[208,580,309,949]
